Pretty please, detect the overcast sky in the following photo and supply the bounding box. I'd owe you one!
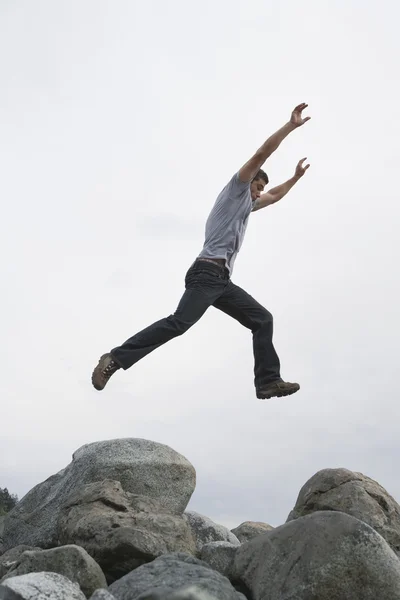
[1,0,400,529]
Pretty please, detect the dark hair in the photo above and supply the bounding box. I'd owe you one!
[253,169,269,185]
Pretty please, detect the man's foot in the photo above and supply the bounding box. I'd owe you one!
[91,353,120,391]
[256,379,300,400]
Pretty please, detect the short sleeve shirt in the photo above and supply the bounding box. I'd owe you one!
[198,172,255,274]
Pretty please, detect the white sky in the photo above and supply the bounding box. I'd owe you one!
[1,0,400,529]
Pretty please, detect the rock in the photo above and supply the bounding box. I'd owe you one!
[0,571,86,600]
[199,542,238,578]
[58,480,196,583]
[231,521,273,543]
[0,587,23,600]
[72,439,196,515]
[109,552,242,600]
[89,591,117,600]
[184,512,240,552]
[232,510,400,600]
[135,586,233,599]
[166,590,220,600]
[287,468,400,553]
[0,547,42,580]
[2,468,66,552]
[1,545,107,598]
[2,439,196,551]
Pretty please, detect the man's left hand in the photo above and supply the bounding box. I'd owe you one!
[294,157,310,178]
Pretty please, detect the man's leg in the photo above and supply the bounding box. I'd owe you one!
[213,281,299,399]
[92,261,229,390]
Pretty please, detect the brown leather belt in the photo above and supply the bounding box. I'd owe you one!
[197,258,226,267]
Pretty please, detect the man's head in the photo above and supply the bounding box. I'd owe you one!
[250,169,269,201]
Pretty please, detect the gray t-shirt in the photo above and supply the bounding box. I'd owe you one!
[198,172,255,274]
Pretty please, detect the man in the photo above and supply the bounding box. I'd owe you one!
[92,102,311,399]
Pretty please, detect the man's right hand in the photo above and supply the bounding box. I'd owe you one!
[290,103,311,128]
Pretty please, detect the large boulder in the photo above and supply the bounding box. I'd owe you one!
[109,552,242,600]
[0,547,42,580]
[58,480,196,583]
[232,510,400,600]
[0,571,86,600]
[199,542,238,579]
[287,468,400,553]
[1,545,107,598]
[2,439,196,551]
[231,521,273,543]
[184,512,240,553]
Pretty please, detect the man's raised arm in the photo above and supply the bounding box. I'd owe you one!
[238,103,311,183]
[252,158,310,212]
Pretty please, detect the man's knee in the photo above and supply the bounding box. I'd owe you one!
[252,308,273,331]
[264,309,273,323]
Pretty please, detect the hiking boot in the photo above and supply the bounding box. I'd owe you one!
[91,353,120,391]
[256,379,300,400]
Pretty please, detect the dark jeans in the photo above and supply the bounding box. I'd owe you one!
[111,259,281,389]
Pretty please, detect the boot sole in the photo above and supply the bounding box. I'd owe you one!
[91,354,110,391]
[256,386,300,400]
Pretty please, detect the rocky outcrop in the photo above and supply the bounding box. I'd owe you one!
[0,571,86,599]
[57,480,196,583]
[184,512,239,552]
[2,439,195,552]
[2,439,400,599]
[287,468,400,553]
[108,553,242,600]
[233,510,400,600]
[0,545,107,598]
[231,521,273,543]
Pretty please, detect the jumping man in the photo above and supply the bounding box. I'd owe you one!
[92,103,311,399]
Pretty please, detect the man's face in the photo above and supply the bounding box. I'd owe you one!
[250,178,267,201]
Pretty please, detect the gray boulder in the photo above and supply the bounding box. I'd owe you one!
[184,512,240,552]
[89,591,117,600]
[287,468,400,553]
[2,439,196,551]
[231,521,273,543]
[109,552,242,600]
[0,547,42,580]
[132,586,241,599]
[0,571,86,600]
[58,480,196,583]
[200,542,238,578]
[232,510,400,600]
[1,545,106,598]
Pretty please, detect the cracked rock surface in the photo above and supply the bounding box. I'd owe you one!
[286,467,400,553]
[57,480,196,583]
[2,439,196,552]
